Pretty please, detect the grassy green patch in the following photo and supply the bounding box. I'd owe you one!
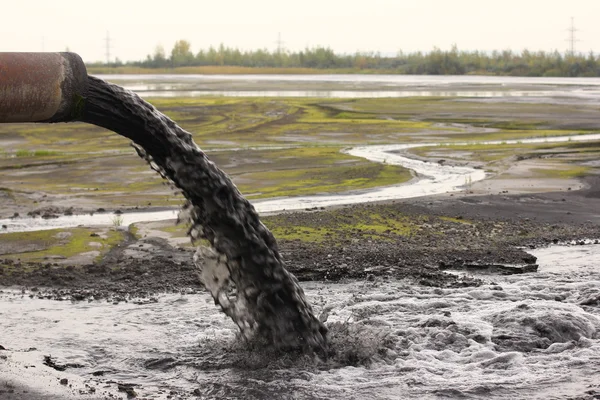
[14,149,60,157]
[239,162,412,199]
[158,223,188,235]
[265,207,421,243]
[439,216,472,225]
[269,226,328,242]
[0,227,126,263]
[531,166,590,179]
[129,224,140,239]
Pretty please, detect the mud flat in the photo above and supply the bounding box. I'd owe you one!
[2,95,600,218]
[2,173,600,293]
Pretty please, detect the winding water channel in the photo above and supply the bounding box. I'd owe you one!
[3,132,600,232]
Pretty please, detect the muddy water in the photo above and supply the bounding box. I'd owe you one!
[1,243,599,399]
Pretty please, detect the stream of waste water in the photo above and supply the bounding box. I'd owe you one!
[78,76,327,352]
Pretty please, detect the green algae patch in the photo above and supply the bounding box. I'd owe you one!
[268,226,330,243]
[263,202,490,245]
[0,227,126,263]
[157,223,188,235]
[265,206,420,243]
[129,224,140,239]
[14,149,61,157]
[439,216,472,225]
[239,162,412,199]
[531,166,590,179]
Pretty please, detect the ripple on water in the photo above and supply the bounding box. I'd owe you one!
[2,244,600,399]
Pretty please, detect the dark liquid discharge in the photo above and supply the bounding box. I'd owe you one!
[81,76,327,352]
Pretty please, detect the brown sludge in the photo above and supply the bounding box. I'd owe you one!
[81,76,327,352]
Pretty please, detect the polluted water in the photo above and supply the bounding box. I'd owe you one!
[1,242,599,399]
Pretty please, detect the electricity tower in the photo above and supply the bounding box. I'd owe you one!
[105,31,112,64]
[566,17,579,55]
[275,32,285,54]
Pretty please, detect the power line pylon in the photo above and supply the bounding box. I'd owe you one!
[275,32,285,54]
[105,31,112,64]
[566,17,579,55]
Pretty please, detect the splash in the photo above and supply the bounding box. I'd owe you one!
[81,76,327,352]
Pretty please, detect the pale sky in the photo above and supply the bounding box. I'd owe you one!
[3,0,600,63]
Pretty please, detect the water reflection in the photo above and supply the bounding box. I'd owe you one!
[98,74,600,86]
[137,89,560,98]
[97,74,600,102]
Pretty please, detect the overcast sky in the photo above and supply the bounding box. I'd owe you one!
[3,0,600,62]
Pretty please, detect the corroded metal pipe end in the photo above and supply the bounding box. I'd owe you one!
[0,52,88,123]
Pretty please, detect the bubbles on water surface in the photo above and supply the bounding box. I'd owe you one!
[1,244,600,399]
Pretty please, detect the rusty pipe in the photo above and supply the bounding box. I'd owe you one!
[0,52,88,123]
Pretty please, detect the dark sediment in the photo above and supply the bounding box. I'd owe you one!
[80,76,327,351]
[3,190,600,300]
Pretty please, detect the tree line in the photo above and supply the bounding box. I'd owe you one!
[95,40,600,77]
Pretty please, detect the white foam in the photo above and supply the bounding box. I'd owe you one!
[5,240,599,399]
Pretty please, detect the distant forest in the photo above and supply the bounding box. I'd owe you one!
[89,40,600,77]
